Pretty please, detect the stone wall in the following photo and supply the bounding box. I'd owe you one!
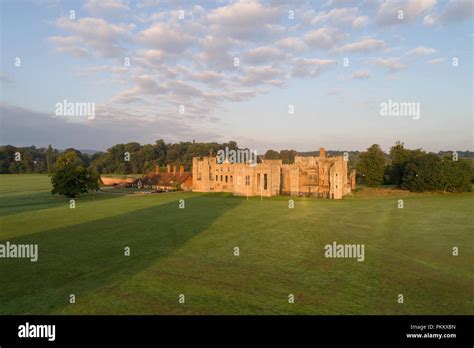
[192,148,353,199]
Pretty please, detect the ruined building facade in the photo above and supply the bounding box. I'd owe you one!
[192,148,356,199]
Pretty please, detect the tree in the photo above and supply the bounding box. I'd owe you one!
[401,153,441,192]
[51,151,99,198]
[264,150,280,159]
[386,141,424,186]
[356,144,386,186]
[279,149,297,164]
[401,154,472,192]
[386,141,410,185]
[46,144,53,174]
[55,150,84,170]
[438,157,472,192]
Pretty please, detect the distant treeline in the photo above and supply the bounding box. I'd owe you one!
[1,141,473,192]
[354,143,473,192]
[0,140,240,174]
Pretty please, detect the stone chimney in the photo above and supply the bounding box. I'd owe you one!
[166,164,170,173]
[319,147,326,158]
[179,166,184,175]
[173,165,177,174]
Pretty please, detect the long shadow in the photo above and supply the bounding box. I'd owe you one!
[0,193,241,314]
[0,190,131,217]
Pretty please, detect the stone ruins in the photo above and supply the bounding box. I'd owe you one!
[192,147,356,199]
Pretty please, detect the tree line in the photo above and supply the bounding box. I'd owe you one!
[1,140,473,193]
[356,142,473,192]
[0,140,239,175]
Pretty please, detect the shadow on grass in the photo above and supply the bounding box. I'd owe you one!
[0,193,241,314]
[0,190,131,217]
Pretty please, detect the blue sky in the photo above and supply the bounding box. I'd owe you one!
[1,0,473,152]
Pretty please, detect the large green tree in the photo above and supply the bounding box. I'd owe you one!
[402,154,472,192]
[51,151,99,198]
[356,144,386,186]
[386,141,410,185]
[401,153,441,192]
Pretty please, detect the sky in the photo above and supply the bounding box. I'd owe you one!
[0,0,473,153]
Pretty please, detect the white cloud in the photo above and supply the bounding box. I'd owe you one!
[165,80,204,98]
[189,71,223,84]
[291,58,337,78]
[208,0,279,26]
[428,57,446,64]
[49,36,89,57]
[276,37,307,52]
[238,66,282,86]
[352,16,369,28]
[376,0,437,26]
[49,1,351,124]
[243,46,285,65]
[138,23,195,55]
[312,7,369,28]
[207,0,282,41]
[373,58,407,72]
[304,28,349,49]
[51,17,133,58]
[133,76,166,95]
[407,46,436,56]
[334,39,385,54]
[112,75,167,104]
[46,0,428,135]
[197,35,241,71]
[423,0,474,25]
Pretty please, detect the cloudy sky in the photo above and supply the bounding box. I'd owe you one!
[1,0,473,152]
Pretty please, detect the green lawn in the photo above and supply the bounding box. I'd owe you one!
[0,174,473,315]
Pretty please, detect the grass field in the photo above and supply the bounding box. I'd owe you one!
[0,174,473,315]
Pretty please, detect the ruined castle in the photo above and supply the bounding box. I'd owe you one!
[192,147,356,199]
